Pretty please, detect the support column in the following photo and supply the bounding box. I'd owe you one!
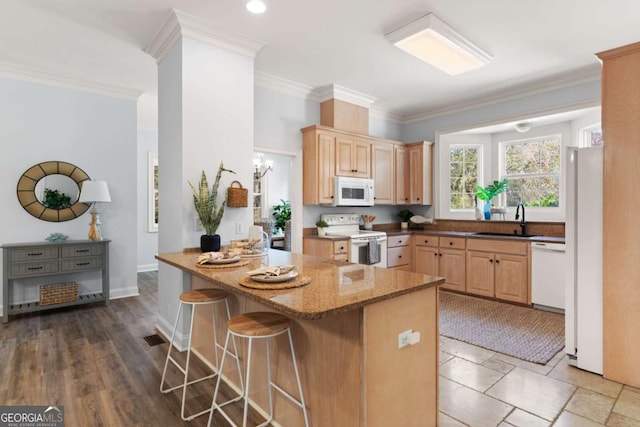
[146,10,263,344]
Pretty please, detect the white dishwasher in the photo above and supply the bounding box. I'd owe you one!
[531,242,566,312]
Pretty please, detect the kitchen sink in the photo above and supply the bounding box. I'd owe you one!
[472,232,538,238]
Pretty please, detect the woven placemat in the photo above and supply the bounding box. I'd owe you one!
[238,275,311,290]
[196,260,250,269]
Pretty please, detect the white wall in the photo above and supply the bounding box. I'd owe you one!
[137,127,158,271]
[0,78,139,313]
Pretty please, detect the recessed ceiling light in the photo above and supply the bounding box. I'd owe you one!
[515,122,532,133]
[246,0,266,14]
[385,13,491,76]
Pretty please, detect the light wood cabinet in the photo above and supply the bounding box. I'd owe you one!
[407,141,434,205]
[303,238,349,261]
[387,233,412,269]
[598,42,640,386]
[413,235,465,292]
[394,145,409,205]
[371,143,394,204]
[395,141,434,206]
[466,238,529,304]
[302,128,335,205]
[336,136,370,178]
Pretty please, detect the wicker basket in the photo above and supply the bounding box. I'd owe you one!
[39,282,78,306]
[227,180,248,207]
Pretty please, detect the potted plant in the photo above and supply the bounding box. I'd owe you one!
[475,179,508,220]
[188,162,235,252]
[315,219,328,237]
[272,199,291,234]
[398,209,414,229]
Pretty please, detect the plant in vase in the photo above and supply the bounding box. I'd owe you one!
[189,162,235,252]
[475,179,508,220]
[398,209,414,229]
[272,199,291,234]
[315,220,328,237]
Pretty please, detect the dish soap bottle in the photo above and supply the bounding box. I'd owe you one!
[474,197,483,220]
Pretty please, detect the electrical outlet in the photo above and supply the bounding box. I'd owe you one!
[398,329,413,349]
[194,217,203,232]
[235,222,243,234]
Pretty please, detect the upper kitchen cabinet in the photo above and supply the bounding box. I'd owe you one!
[371,142,394,204]
[302,126,335,205]
[394,145,409,204]
[335,136,370,178]
[395,141,434,205]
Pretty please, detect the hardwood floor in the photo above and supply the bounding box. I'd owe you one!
[0,272,264,426]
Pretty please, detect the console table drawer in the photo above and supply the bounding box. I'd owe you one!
[61,257,103,271]
[10,247,59,262]
[11,261,59,277]
[62,245,103,257]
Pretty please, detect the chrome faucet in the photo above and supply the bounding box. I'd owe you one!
[515,202,526,235]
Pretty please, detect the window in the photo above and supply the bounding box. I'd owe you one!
[148,152,158,232]
[449,146,480,210]
[582,125,603,147]
[502,135,561,208]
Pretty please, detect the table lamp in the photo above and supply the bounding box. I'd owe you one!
[79,180,111,241]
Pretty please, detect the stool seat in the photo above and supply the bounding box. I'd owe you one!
[228,312,290,337]
[180,288,228,303]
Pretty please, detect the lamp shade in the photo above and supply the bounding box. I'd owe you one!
[79,180,111,203]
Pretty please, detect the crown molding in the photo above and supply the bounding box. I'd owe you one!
[145,9,265,63]
[0,61,143,100]
[401,64,601,124]
[369,105,403,124]
[310,83,378,108]
[254,71,315,99]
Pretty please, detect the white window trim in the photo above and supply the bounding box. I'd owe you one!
[448,144,484,213]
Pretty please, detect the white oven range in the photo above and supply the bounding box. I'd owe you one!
[320,214,387,268]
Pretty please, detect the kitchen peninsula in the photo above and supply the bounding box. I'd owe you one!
[156,249,443,426]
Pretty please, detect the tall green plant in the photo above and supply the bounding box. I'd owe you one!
[188,162,235,235]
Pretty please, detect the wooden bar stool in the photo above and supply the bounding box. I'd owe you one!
[160,288,243,421]
[208,312,309,427]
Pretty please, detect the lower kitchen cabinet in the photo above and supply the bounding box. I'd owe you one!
[387,233,412,270]
[466,238,530,304]
[303,238,349,261]
[414,236,465,292]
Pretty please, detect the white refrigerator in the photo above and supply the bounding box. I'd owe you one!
[565,146,603,375]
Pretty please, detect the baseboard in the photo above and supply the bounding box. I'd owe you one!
[137,263,158,273]
[109,286,140,300]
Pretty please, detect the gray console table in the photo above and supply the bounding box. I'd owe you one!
[2,240,109,323]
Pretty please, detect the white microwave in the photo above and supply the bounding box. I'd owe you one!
[333,176,375,206]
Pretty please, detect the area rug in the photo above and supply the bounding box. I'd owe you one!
[439,291,565,364]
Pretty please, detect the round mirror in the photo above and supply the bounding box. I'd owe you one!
[17,161,91,222]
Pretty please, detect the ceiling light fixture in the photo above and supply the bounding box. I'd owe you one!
[246,0,266,14]
[515,122,532,133]
[385,13,492,76]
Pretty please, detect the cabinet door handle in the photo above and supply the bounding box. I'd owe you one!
[28,266,43,270]
[417,197,420,201]
[489,259,493,263]
[27,252,43,256]
[434,253,438,256]
[76,249,90,253]
[449,241,453,245]
[495,260,500,264]
[76,262,91,266]
[340,246,344,250]
[439,253,442,257]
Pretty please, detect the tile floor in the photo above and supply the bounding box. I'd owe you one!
[438,336,640,426]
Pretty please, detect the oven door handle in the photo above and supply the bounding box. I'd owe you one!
[351,236,387,244]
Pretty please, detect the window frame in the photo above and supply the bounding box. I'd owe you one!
[447,143,484,213]
[499,134,562,213]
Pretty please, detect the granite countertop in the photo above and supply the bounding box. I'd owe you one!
[156,249,443,320]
